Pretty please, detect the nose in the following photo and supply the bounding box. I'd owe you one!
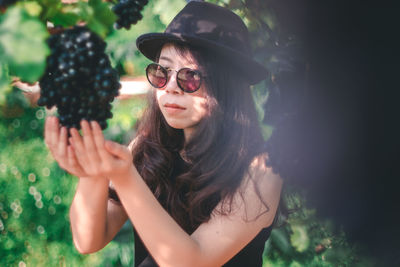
[164,71,183,95]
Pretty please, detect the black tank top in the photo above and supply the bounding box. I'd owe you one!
[134,154,272,266]
[110,154,273,266]
[133,226,272,267]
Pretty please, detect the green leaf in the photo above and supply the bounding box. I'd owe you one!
[0,6,49,83]
[20,1,43,17]
[153,0,186,26]
[0,62,12,105]
[289,261,303,267]
[51,11,79,27]
[36,0,62,22]
[84,0,116,38]
[289,224,310,252]
[260,123,274,141]
[270,228,292,255]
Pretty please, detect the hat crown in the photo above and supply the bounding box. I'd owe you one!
[165,1,252,56]
[136,1,268,84]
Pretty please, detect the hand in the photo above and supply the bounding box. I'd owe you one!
[69,120,134,182]
[44,116,90,178]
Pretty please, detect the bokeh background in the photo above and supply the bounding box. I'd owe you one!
[1,0,399,266]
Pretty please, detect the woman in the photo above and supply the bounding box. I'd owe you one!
[45,1,283,266]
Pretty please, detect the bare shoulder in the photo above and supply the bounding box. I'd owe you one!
[234,152,283,227]
[247,152,282,186]
[190,153,283,265]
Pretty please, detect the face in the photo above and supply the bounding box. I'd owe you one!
[155,43,209,140]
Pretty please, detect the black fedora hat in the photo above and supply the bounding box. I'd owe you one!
[136,1,268,85]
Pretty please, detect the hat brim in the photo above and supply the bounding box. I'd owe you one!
[136,32,268,85]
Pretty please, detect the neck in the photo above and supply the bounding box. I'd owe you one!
[183,127,195,144]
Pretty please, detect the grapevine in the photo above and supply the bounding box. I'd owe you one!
[37,25,121,130]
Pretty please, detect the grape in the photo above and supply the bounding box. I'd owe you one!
[112,0,149,30]
[0,0,17,9]
[37,25,121,130]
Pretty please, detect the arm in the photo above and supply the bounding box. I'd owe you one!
[69,120,283,266]
[111,154,282,267]
[69,177,128,254]
[44,116,128,253]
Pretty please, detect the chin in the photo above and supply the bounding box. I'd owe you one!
[164,119,186,130]
[165,118,199,131]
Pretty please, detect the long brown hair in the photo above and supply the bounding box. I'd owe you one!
[132,42,267,233]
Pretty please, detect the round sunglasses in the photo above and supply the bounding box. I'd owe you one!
[145,63,204,93]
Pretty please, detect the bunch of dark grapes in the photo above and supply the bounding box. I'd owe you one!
[38,26,121,130]
[0,0,17,9]
[112,0,149,30]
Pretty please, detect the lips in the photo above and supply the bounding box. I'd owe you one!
[164,103,186,110]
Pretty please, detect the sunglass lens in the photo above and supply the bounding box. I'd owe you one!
[177,69,201,92]
[146,64,167,88]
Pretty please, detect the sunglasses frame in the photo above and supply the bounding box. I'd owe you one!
[145,63,204,93]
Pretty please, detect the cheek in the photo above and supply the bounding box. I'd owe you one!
[189,87,209,117]
[188,96,208,122]
[155,88,209,127]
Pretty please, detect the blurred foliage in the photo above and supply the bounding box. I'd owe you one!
[262,187,375,266]
[0,0,186,99]
[0,0,375,266]
[103,96,147,145]
[0,5,49,85]
[105,0,186,77]
[0,87,146,266]
[0,0,116,96]
[0,62,11,104]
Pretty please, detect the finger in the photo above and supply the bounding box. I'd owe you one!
[67,145,85,176]
[70,128,83,149]
[44,116,54,138]
[105,140,132,161]
[91,121,113,162]
[81,120,101,163]
[70,128,91,167]
[57,126,68,158]
[44,116,51,142]
[45,116,59,148]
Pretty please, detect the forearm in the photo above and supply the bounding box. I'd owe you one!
[69,177,109,253]
[112,169,202,267]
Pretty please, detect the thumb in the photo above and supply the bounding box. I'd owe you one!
[104,140,132,161]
